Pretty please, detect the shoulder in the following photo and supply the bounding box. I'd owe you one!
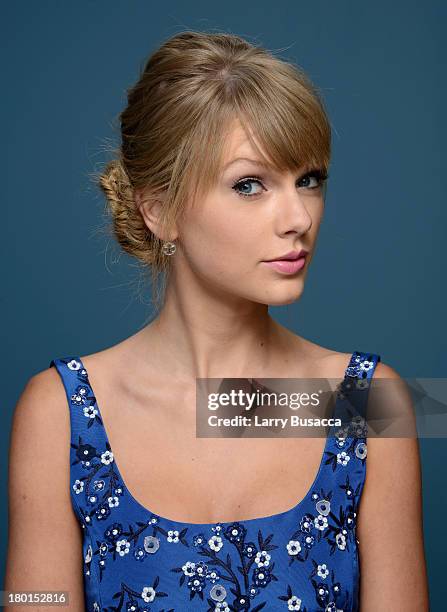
[338,356,430,605]
[374,360,400,378]
[358,358,422,547]
[356,359,428,605]
[369,359,417,430]
[9,366,72,490]
[296,341,417,436]
[290,334,381,379]
[280,328,354,377]
[8,362,79,513]
[79,334,141,377]
[5,366,85,600]
[11,365,70,439]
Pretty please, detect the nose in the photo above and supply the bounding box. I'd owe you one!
[275,190,314,237]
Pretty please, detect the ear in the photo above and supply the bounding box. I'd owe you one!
[134,188,178,241]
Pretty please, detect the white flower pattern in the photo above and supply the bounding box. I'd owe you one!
[48,350,379,611]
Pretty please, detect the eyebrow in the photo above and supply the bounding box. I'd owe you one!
[223,157,271,170]
[222,157,316,180]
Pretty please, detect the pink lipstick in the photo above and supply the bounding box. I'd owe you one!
[262,249,308,275]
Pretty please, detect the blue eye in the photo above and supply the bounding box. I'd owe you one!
[299,174,320,188]
[232,177,265,198]
[232,170,328,199]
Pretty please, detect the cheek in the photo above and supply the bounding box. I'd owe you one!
[181,206,260,278]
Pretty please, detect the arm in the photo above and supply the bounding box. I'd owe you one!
[4,368,86,611]
[357,362,430,610]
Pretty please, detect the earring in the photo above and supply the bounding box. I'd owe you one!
[161,240,176,256]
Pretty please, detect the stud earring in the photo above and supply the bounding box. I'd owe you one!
[161,240,176,256]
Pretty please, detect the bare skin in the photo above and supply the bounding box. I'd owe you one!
[5,119,429,609]
[79,324,347,524]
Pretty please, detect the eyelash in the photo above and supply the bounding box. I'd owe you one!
[231,169,329,199]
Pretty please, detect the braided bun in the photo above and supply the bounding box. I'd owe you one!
[99,159,159,267]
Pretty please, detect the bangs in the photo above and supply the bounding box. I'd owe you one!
[178,59,331,209]
[233,75,331,176]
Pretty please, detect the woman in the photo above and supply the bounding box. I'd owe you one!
[5,30,428,611]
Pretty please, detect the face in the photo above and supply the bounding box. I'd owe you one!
[169,119,326,307]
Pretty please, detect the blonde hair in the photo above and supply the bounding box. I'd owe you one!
[96,30,331,313]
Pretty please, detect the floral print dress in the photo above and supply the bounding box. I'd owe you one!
[49,350,380,612]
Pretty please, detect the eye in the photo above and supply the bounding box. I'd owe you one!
[232,176,265,198]
[231,169,328,199]
[298,170,328,190]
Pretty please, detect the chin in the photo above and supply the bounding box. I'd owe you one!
[259,287,304,306]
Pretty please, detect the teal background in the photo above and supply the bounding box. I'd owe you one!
[2,0,445,607]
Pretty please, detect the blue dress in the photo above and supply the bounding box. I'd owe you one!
[49,349,380,612]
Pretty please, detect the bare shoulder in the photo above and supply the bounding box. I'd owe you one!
[78,331,143,375]
[9,365,71,456]
[360,358,418,481]
[5,366,85,608]
[364,357,419,455]
[7,367,72,518]
[285,331,367,378]
[373,360,403,379]
[356,358,429,608]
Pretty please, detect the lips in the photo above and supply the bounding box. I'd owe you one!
[262,255,307,275]
[264,249,308,262]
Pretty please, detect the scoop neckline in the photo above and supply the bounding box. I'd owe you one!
[74,356,344,530]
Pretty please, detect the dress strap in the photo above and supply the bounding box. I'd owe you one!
[49,356,107,448]
[345,350,381,380]
[331,350,381,435]
[50,356,118,529]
